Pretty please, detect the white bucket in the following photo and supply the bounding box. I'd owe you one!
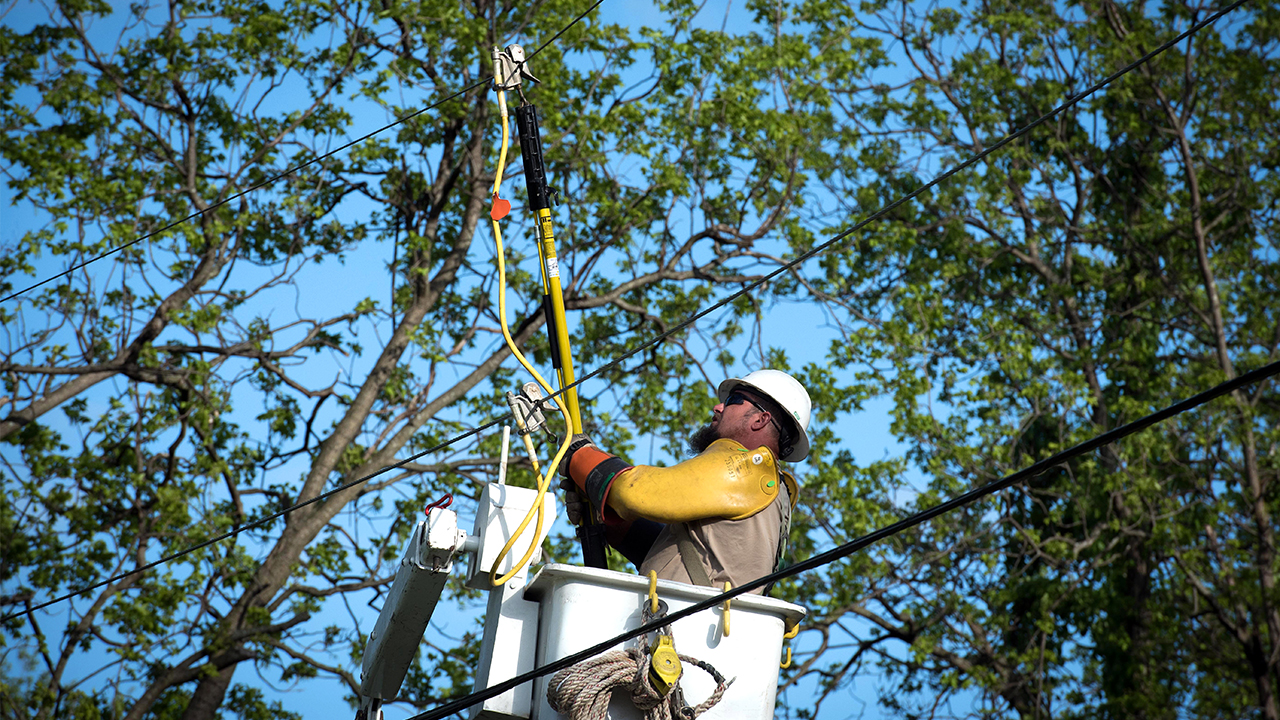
[524,564,804,720]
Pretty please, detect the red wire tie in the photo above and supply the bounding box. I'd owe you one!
[423,493,454,518]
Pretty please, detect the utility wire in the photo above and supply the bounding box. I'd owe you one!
[0,77,484,304]
[0,0,606,305]
[540,0,1253,411]
[1,0,1247,627]
[1,0,613,624]
[527,0,607,60]
[1,419,508,624]
[411,356,1280,720]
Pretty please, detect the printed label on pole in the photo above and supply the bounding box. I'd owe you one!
[546,257,560,278]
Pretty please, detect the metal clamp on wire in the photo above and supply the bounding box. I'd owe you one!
[506,381,557,436]
[491,44,539,92]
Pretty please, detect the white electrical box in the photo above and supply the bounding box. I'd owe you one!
[467,482,558,719]
[465,483,556,591]
[470,580,542,719]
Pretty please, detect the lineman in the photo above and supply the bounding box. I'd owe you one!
[562,370,811,594]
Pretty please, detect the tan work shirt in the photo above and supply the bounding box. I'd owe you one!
[638,482,792,595]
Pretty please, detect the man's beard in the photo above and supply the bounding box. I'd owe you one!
[687,422,720,455]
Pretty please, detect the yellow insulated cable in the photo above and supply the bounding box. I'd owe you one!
[486,84,573,587]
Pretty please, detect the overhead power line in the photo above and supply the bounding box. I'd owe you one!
[0,418,509,624]
[0,0,604,304]
[0,79,485,304]
[410,356,1280,720]
[545,0,1254,411]
[1,0,1250,632]
[528,0,608,59]
[0,0,610,623]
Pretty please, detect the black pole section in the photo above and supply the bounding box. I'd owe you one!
[515,104,551,211]
[577,524,609,568]
[517,103,561,367]
[542,295,563,370]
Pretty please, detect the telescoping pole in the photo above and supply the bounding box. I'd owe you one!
[514,104,581,429]
[514,102,609,569]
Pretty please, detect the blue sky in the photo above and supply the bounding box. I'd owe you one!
[0,0,950,716]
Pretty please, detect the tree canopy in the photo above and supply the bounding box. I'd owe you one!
[2,0,1278,718]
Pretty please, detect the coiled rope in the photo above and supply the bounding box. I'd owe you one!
[547,647,731,720]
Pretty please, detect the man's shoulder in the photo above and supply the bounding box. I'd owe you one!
[699,439,799,509]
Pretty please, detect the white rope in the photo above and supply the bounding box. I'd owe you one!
[546,646,732,720]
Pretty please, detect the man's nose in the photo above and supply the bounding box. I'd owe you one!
[712,402,725,414]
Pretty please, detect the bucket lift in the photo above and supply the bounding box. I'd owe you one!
[354,487,804,720]
[353,428,805,720]
[355,477,556,720]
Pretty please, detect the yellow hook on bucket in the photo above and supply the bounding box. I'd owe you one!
[722,582,732,637]
[780,621,800,669]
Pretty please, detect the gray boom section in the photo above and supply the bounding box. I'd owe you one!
[359,510,468,716]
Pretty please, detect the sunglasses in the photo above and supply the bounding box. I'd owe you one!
[724,391,793,447]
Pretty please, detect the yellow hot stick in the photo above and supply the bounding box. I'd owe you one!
[535,206,582,434]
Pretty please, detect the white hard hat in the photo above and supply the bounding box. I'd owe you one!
[717,369,811,462]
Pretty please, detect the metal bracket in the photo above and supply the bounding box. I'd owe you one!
[506,382,556,435]
[641,592,684,700]
[492,44,539,91]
